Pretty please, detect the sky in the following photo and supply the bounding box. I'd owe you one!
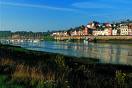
[0,0,132,32]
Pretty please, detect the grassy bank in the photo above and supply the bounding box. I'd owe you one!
[0,44,132,88]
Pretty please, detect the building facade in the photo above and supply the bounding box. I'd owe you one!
[112,29,117,35]
[128,24,132,35]
[119,24,129,35]
[82,27,88,35]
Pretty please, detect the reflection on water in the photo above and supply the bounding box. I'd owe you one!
[2,41,132,65]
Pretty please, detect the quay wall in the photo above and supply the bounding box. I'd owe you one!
[54,36,132,40]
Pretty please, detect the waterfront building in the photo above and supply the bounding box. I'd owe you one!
[104,23,112,35]
[70,26,88,36]
[112,29,117,35]
[128,23,132,35]
[52,32,60,36]
[86,22,97,35]
[103,28,112,36]
[71,30,78,36]
[112,24,118,35]
[82,27,88,35]
[93,29,112,36]
[93,30,103,36]
[119,24,129,35]
[87,22,96,29]
[92,23,112,36]
[87,22,95,28]
[63,32,68,36]
[77,30,83,36]
[52,21,132,37]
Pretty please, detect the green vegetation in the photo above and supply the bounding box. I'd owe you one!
[115,70,127,88]
[0,75,24,88]
[0,44,132,88]
[0,31,11,39]
[43,35,55,41]
[0,44,28,53]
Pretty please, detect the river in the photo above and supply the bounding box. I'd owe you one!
[1,40,132,65]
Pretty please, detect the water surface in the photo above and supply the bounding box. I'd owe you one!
[1,40,132,65]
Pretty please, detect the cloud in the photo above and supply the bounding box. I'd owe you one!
[72,2,113,9]
[0,1,77,12]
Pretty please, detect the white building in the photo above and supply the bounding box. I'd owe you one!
[52,32,68,36]
[112,29,117,35]
[119,24,129,35]
[87,22,96,29]
[93,30,102,36]
[71,30,77,36]
[103,28,111,35]
[93,28,112,36]
[52,32,60,36]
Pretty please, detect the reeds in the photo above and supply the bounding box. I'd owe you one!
[12,64,55,81]
[0,58,15,66]
[11,64,56,87]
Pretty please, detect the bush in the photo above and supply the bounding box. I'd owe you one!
[115,70,127,88]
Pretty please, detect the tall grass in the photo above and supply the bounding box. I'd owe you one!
[0,75,24,88]
[11,64,56,87]
[115,70,127,88]
[0,58,15,66]
[0,48,132,88]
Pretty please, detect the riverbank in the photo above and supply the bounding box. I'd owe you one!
[96,39,132,44]
[0,44,132,88]
[95,36,132,43]
[54,35,132,43]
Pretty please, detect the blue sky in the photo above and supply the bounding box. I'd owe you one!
[0,0,132,32]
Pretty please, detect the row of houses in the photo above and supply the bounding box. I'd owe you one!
[120,24,132,35]
[52,21,132,36]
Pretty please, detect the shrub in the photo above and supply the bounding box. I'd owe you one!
[115,70,127,88]
[37,80,55,88]
[55,55,66,70]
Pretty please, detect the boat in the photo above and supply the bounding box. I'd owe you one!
[83,37,97,43]
[84,39,89,44]
[33,39,40,43]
